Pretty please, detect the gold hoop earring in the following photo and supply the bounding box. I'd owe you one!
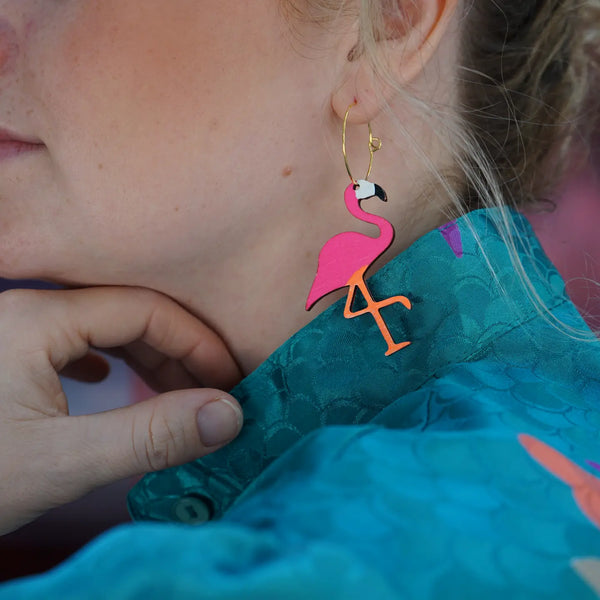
[342,101,383,186]
[305,101,412,357]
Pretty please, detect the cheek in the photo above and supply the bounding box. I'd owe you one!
[47,4,206,157]
[7,1,334,283]
[27,5,223,257]
[35,5,285,248]
[0,19,19,77]
[40,2,279,208]
[46,1,280,148]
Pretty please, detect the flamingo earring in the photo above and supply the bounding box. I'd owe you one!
[305,102,412,356]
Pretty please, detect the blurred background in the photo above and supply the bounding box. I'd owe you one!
[0,139,599,582]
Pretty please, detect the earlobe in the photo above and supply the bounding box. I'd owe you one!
[331,0,459,124]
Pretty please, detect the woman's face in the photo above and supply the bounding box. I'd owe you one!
[0,1,342,285]
[0,1,460,369]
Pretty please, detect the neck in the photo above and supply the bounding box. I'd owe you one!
[159,220,443,381]
[145,175,450,377]
[166,245,337,378]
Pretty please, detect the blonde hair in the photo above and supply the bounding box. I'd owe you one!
[460,0,600,209]
[284,0,600,336]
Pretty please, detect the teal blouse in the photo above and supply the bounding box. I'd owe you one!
[2,208,600,599]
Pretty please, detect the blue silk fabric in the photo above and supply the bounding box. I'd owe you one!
[2,208,600,599]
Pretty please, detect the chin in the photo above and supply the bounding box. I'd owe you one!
[0,245,101,287]
[0,262,43,282]
[0,238,50,280]
[0,256,85,287]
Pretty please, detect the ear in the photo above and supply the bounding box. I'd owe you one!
[331,0,459,125]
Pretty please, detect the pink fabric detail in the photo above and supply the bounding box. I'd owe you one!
[519,434,600,530]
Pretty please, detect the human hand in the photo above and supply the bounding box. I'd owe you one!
[0,286,243,535]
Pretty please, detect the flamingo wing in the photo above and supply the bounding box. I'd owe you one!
[306,231,386,310]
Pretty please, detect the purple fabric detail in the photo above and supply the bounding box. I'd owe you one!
[438,221,463,258]
[587,460,600,473]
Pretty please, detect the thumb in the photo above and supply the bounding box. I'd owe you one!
[55,389,243,494]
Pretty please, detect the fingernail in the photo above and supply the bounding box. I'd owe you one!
[197,397,243,447]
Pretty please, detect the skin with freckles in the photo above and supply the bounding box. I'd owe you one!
[0,0,460,373]
[0,19,18,76]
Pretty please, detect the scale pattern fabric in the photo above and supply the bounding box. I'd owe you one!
[2,208,600,599]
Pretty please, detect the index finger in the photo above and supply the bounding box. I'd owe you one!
[8,287,242,391]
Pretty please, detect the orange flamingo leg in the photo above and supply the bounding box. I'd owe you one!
[344,266,412,356]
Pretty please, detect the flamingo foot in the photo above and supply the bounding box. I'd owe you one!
[385,340,411,356]
[378,294,412,311]
[344,269,412,356]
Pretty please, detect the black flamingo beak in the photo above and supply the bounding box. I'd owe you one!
[374,183,387,202]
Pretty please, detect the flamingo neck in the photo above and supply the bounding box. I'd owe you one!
[344,184,394,246]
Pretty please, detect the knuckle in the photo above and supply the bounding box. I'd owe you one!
[142,295,183,353]
[129,287,175,339]
[140,409,181,472]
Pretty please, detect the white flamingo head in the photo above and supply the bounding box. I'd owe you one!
[354,179,387,202]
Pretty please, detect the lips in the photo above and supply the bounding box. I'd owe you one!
[0,128,44,161]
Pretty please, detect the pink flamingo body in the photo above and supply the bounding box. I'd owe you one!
[306,181,412,355]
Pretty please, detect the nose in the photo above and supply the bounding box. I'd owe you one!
[0,19,18,76]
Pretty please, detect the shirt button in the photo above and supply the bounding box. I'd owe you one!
[172,495,213,525]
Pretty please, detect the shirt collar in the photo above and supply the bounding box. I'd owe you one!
[128,208,570,523]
